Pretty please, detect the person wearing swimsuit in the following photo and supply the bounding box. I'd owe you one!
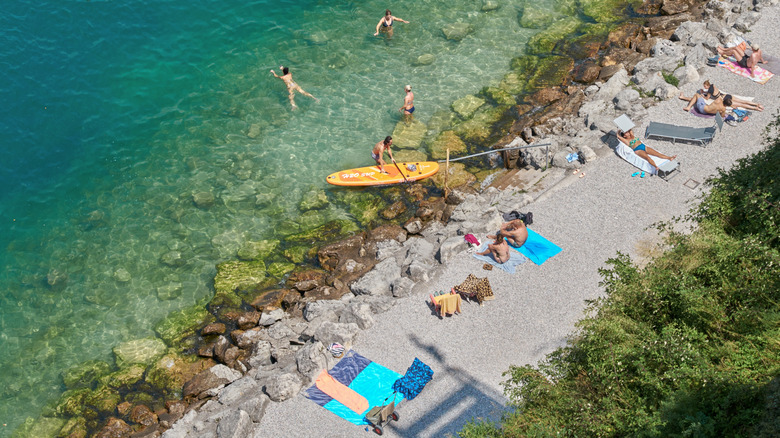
[371,136,396,174]
[270,66,318,110]
[477,235,511,264]
[399,85,415,124]
[717,42,766,77]
[678,80,764,111]
[487,219,528,249]
[374,9,409,37]
[617,129,677,173]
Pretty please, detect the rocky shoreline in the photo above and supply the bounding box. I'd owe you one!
[24,0,776,436]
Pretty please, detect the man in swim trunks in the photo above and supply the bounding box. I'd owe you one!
[716,42,766,77]
[399,85,415,124]
[270,66,319,110]
[487,219,528,248]
[681,92,732,118]
[477,235,511,264]
[372,136,396,174]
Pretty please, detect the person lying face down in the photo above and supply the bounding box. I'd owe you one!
[487,219,528,248]
[476,235,510,264]
[680,92,732,118]
[689,80,765,112]
[616,129,677,172]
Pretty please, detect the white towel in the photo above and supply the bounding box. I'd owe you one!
[615,142,671,175]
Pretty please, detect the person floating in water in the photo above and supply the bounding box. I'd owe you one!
[399,84,415,124]
[372,136,396,174]
[374,9,409,37]
[270,65,318,110]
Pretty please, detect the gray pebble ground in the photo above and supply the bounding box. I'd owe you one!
[254,7,780,437]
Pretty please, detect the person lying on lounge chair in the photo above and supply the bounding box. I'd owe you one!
[717,42,766,77]
[476,235,510,264]
[680,92,732,118]
[487,219,528,248]
[616,129,677,172]
[679,80,764,111]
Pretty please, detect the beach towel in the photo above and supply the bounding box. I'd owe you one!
[473,241,528,274]
[304,350,404,425]
[718,56,774,84]
[392,358,433,401]
[615,142,673,176]
[315,370,369,415]
[691,106,715,119]
[513,228,562,265]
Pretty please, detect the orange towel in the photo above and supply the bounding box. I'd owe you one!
[314,369,369,415]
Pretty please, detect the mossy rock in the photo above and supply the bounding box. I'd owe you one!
[51,388,92,417]
[581,0,641,23]
[554,0,579,16]
[499,71,528,95]
[57,416,87,438]
[299,188,329,211]
[431,162,477,189]
[267,262,296,279]
[62,359,112,390]
[154,304,215,347]
[526,17,581,55]
[393,149,429,163]
[426,110,457,134]
[99,364,146,389]
[349,195,385,226]
[560,25,611,59]
[213,259,267,308]
[455,106,506,144]
[527,56,575,91]
[249,288,290,310]
[297,209,330,231]
[283,246,310,264]
[429,131,467,160]
[391,119,427,149]
[237,240,279,261]
[452,95,486,119]
[442,22,473,41]
[510,55,539,74]
[10,416,66,438]
[145,353,216,394]
[85,386,121,414]
[235,274,280,302]
[481,86,516,106]
[113,338,167,368]
[123,392,156,409]
[275,220,301,236]
[520,3,562,29]
[285,219,359,245]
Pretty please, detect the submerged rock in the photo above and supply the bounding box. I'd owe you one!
[442,22,474,41]
[482,0,500,11]
[62,359,112,390]
[99,364,146,389]
[237,239,279,261]
[154,304,215,347]
[431,162,477,189]
[113,338,167,368]
[213,259,268,308]
[299,188,328,211]
[412,53,436,66]
[526,17,581,55]
[429,131,468,160]
[391,119,427,149]
[452,95,485,119]
[192,191,215,209]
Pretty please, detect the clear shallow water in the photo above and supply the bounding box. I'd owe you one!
[0,0,561,433]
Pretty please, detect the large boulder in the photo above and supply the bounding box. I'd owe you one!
[218,376,260,406]
[113,338,166,368]
[437,236,469,265]
[182,364,242,399]
[314,321,360,346]
[671,21,719,48]
[237,240,279,261]
[594,67,630,101]
[391,119,427,149]
[442,22,473,41]
[339,303,375,329]
[265,372,302,402]
[391,276,416,298]
[216,409,253,438]
[295,341,333,382]
[452,95,485,119]
[429,131,467,160]
[62,359,112,390]
[155,304,215,347]
[350,258,402,296]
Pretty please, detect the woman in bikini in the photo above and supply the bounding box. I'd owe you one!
[374,9,409,37]
[616,129,676,173]
[677,80,764,112]
[270,66,318,110]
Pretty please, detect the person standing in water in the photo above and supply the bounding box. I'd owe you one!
[372,136,396,174]
[374,9,409,37]
[270,65,318,110]
[399,85,415,124]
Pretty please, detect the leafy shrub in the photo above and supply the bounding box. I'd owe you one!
[661,71,679,87]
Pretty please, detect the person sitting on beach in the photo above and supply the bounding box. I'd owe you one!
[487,219,528,248]
[374,9,409,37]
[270,66,319,110]
[399,85,415,124]
[616,129,677,172]
[372,136,396,174]
[476,235,511,264]
[680,92,732,118]
[682,80,764,111]
[717,42,766,77]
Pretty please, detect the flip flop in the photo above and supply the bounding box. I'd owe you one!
[572,169,580,175]
[579,172,586,179]
[640,171,646,178]
[631,171,640,177]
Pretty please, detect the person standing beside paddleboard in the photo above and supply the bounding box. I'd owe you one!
[372,136,396,174]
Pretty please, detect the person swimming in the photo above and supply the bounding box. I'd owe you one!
[270,65,318,110]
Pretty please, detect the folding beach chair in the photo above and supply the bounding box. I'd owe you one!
[644,112,723,147]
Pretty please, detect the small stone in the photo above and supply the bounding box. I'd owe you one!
[202,322,226,336]
[412,53,436,66]
[113,268,131,283]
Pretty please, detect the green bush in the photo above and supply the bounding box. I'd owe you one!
[463,113,780,437]
[661,71,679,87]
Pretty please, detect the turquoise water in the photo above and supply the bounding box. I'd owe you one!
[0,0,559,433]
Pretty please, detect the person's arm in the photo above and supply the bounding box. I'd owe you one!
[374,19,383,35]
[271,70,279,78]
[387,146,395,162]
[394,16,409,23]
[616,131,628,145]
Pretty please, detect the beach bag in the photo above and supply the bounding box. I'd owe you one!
[731,109,750,122]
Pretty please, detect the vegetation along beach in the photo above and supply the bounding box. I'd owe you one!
[2,0,778,436]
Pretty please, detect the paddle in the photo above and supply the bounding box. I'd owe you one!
[392,159,410,184]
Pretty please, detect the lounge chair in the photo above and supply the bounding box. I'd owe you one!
[613,115,681,181]
[644,112,723,147]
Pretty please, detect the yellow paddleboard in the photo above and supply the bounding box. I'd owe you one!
[326,162,439,186]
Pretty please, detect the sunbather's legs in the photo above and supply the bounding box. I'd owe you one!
[731,97,763,111]
[644,147,676,162]
[717,45,745,59]
[680,93,703,111]
[635,150,658,170]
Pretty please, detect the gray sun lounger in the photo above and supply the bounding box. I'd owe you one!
[645,112,723,147]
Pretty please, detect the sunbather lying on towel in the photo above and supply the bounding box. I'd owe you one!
[616,129,677,172]
[487,218,528,248]
[680,92,732,118]
[476,235,510,264]
[679,80,764,111]
[717,42,766,78]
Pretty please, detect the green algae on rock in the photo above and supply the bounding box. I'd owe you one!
[57,416,87,438]
[393,149,429,163]
[145,353,216,394]
[299,188,329,211]
[99,364,146,389]
[213,259,267,308]
[84,385,121,414]
[452,95,486,119]
[391,119,427,149]
[581,0,642,23]
[429,131,468,160]
[237,239,280,261]
[50,388,91,418]
[348,195,385,226]
[154,304,215,347]
[10,415,66,438]
[283,245,311,264]
[431,162,477,189]
[481,86,517,106]
[62,359,112,390]
[455,106,507,145]
[113,338,167,368]
[267,262,296,279]
[519,2,562,29]
[526,56,576,91]
[526,17,581,55]
[285,219,360,244]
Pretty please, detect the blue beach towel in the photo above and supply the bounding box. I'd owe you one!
[392,358,433,400]
[513,228,562,265]
[472,241,528,274]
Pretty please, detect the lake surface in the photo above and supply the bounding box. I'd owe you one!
[0,0,576,433]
